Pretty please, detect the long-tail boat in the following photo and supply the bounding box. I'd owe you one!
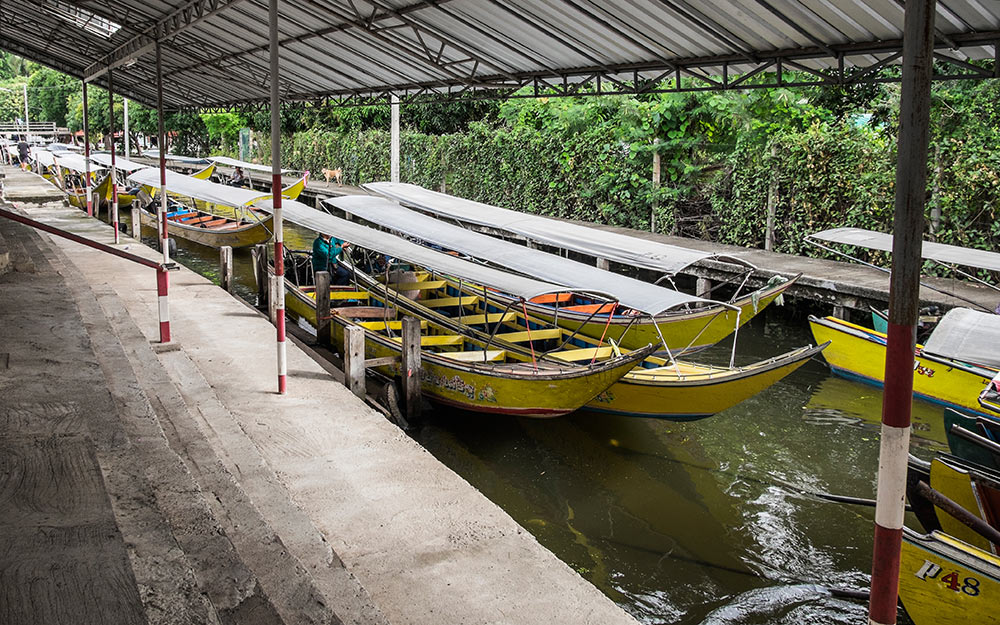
[127,168,275,248]
[809,311,999,418]
[361,182,797,353]
[49,152,104,208]
[263,205,653,417]
[261,199,825,420]
[329,194,795,354]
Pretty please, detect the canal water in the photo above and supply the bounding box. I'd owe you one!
[123,211,940,625]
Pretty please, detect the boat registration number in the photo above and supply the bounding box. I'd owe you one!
[915,560,980,596]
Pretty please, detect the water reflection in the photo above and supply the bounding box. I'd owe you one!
[116,205,932,625]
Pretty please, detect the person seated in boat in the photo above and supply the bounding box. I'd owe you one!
[228,166,246,187]
[312,233,351,286]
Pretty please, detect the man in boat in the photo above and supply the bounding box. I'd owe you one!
[228,166,246,187]
[312,232,351,286]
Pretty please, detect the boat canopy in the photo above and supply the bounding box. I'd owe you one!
[142,150,210,165]
[923,307,1000,369]
[809,227,1000,273]
[53,152,102,173]
[255,199,582,303]
[31,148,56,168]
[364,182,749,276]
[209,155,290,174]
[129,168,270,207]
[328,195,712,316]
[90,153,148,172]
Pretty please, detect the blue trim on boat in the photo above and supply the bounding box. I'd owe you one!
[828,365,1000,421]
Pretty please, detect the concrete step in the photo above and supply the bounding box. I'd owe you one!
[40,229,378,625]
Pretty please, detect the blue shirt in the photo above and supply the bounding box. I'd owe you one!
[312,235,345,272]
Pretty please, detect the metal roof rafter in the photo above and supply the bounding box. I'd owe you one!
[83,0,255,81]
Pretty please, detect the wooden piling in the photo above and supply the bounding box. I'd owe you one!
[401,316,422,421]
[219,246,233,293]
[252,244,268,308]
[765,144,778,252]
[315,270,331,346]
[596,257,609,271]
[696,277,712,299]
[130,207,141,239]
[343,323,366,398]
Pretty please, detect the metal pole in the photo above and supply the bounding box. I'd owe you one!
[22,84,28,136]
[869,2,936,624]
[155,40,171,344]
[124,97,130,158]
[270,0,287,394]
[82,81,93,217]
[390,93,400,183]
[108,69,119,244]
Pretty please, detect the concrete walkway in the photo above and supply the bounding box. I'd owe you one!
[0,169,639,625]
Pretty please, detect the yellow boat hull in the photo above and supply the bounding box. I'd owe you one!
[481,276,796,353]
[899,529,1000,625]
[808,316,996,417]
[139,207,273,248]
[588,344,823,419]
[284,281,650,417]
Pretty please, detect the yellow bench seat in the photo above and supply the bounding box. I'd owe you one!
[389,334,465,347]
[387,280,447,291]
[438,349,506,362]
[359,320,429,331]
[456,312,517,326]
[549,346,614,362]
[422,295,480,308]
[494,329,564,343]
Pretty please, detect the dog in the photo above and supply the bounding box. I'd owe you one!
[322,167,343,187]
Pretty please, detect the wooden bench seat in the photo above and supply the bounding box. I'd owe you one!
[387,280,447,291]
[494,328,563,343]
[549,346,614,362]
[359,320,429,332]
[421,295,480,308]
[456,312,517,326]
[438,349,506,362]
[389,334,465,347]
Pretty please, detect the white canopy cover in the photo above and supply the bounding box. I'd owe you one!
[328,195,711,315]
[810,227,1000,273]
[922,307,1000,369]
[210,155,290,174]
[54,152,104,173]
[128,168,269,207]
[255,199,574,302]
[365,182,729,276]
[90,153,149,172]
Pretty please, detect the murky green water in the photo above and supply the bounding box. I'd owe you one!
[120,209,941,624]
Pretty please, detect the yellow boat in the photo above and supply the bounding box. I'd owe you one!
[353,268,825,420]
[476,276,797,353]
[899,529,1000,625]
[281,276,653,417]
[809,315,997,417]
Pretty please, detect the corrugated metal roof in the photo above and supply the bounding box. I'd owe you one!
[1,0,997,110]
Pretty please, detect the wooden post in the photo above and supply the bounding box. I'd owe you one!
[930,142,942,238]
[765,144,778,252]
[268,274,279,324]
[130,207,141,239]
[832,304,847,320]
[343,324,365,398]
[252,244,268,308]
[596,257,609,271]
[651,137,661,233]
[219,246,233,293]
[401,316,422,421]
[696,277,712,298]
[315,270,331,345]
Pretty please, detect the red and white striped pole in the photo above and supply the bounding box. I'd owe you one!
[107,69,119,244]
[269,0,286,393]
[155,39,171,344]
[868,2,935,624]
[82,81,93,217]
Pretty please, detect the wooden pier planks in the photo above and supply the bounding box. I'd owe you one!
[0,434,146,625]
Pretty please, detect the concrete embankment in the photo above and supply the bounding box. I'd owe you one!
[0,167,639,625]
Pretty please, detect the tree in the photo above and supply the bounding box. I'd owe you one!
[27,67,77,126]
